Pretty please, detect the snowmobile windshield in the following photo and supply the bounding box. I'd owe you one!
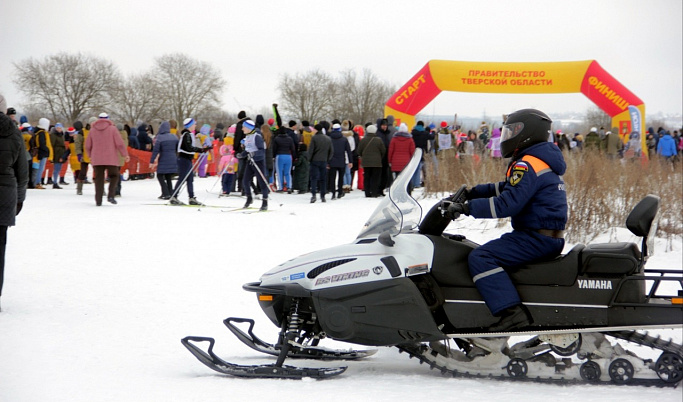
[357,149,423,239]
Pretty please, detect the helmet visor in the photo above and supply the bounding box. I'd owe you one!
[501,122,524,143]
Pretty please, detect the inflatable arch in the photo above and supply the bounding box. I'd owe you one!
[385,60,646,155]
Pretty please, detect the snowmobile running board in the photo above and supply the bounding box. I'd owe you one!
[446,324,683,339]
[181,336,346,379]
[224,317,377,360]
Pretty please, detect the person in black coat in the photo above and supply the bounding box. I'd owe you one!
[0,94,29,311]
[328,123,352,199]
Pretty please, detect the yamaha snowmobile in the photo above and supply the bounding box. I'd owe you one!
[183,149,683,385]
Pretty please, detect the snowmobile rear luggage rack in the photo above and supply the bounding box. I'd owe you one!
[609,269,683,308]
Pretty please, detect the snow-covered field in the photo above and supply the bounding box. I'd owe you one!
[1,175,681,402]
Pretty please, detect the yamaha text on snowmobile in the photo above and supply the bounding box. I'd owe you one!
[182,149,683,385]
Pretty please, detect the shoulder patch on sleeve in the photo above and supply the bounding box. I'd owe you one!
[509,169,525,186]
[512,161,529,172]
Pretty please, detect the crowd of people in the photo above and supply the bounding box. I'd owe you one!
[5,102,683,212]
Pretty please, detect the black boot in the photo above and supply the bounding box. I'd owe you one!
[52,183,62,189]
[488,305,533,332]
[310,195,316,203]
[59,178,69,185]
[260,199,268,211]
[244,196,253,208]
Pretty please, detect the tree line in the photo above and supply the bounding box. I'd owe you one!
[12,52,396,127]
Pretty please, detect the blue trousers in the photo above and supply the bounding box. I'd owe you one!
[275,154,292,190]
[309,161,327,197]
[173,157,194,198]
[243,158,269,200]
[468,230,564,315]
[221,173,234,193]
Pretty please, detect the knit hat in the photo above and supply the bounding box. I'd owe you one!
[98,112,109,119]
[200,124,211,135]
[416,120,424,127]
[6,107,16,116]
[380,119,388,126]
[237,111,247,120]
[183,118,195,129]
[288,120,297,128]
[366,124,378,134]
[0,94,6,114]
[267,118,275,126]
[227,124,236,134]
[440,121,448,128]
[342,120,351,131]
[398,123,408,133]
[243,120,256,131]
[38,117,50,130]
[67,126,76,133]
[302,120,310,127]
[55,123,64,128]
[332,123,341,130]
[116,123,124,130]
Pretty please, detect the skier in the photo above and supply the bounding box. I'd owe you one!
[445,109,567,332]
[170,118,210,205]
[239,120,269,211]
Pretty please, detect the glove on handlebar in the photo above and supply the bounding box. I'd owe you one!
[445,202,469,220]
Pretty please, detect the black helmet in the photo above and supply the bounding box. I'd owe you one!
[500,109,552,158]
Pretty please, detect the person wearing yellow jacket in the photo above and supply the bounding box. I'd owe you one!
[66,127,80,183]
[73,120,91,195]
[31,118,53,189]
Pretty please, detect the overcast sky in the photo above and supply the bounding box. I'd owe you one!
[1,0,681,122]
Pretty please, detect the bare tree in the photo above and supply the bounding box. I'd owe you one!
[584,106,612,133]
[108,72,165,125]
[331,69,396,125]
[151,53,226,123]
[277,69,337,122]
[13,52,120,123]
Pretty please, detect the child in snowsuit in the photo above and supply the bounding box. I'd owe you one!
[218,144,237,196]
[446,109,567,332]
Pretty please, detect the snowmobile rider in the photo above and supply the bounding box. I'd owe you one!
[445,109,567,332]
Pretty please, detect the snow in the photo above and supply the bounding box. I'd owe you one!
[1,176,681,401]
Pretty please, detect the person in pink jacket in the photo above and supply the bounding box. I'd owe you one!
[85,113,129,206]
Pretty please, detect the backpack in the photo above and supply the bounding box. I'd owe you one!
[29,132,39,157]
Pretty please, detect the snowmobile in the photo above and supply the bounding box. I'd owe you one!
[183,149,683,385]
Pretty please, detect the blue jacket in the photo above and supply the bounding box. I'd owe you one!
[656,134,677,157]
[329,129,351,168]
[150,122,179,174]
[469,142,567,231]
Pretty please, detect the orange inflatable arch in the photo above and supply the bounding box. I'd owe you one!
[385,60,646,154]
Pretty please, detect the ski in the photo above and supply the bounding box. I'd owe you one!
[181,336,346,379]
[225,317,377,360]
[143,203,224,208]
[220,207,260,213]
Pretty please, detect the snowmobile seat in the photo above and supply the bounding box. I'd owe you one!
[580,242,641,276]
[507,244,584,286]
[427,235,581,287]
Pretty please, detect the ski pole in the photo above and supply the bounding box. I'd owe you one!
[209,161,231,196]
[248,153,282,206]
[169,152,207,203]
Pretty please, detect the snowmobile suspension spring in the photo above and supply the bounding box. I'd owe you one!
[287,299,301,334]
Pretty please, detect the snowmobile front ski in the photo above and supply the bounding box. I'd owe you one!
[181,336,346,379]
[225,317,377,360]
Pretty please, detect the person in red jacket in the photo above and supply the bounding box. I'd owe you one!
[85,113,129,206]
[388,123,416,194]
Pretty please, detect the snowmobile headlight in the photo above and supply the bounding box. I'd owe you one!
[258,294,274,301]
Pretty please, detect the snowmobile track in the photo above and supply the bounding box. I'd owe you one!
[397,329,683,387]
